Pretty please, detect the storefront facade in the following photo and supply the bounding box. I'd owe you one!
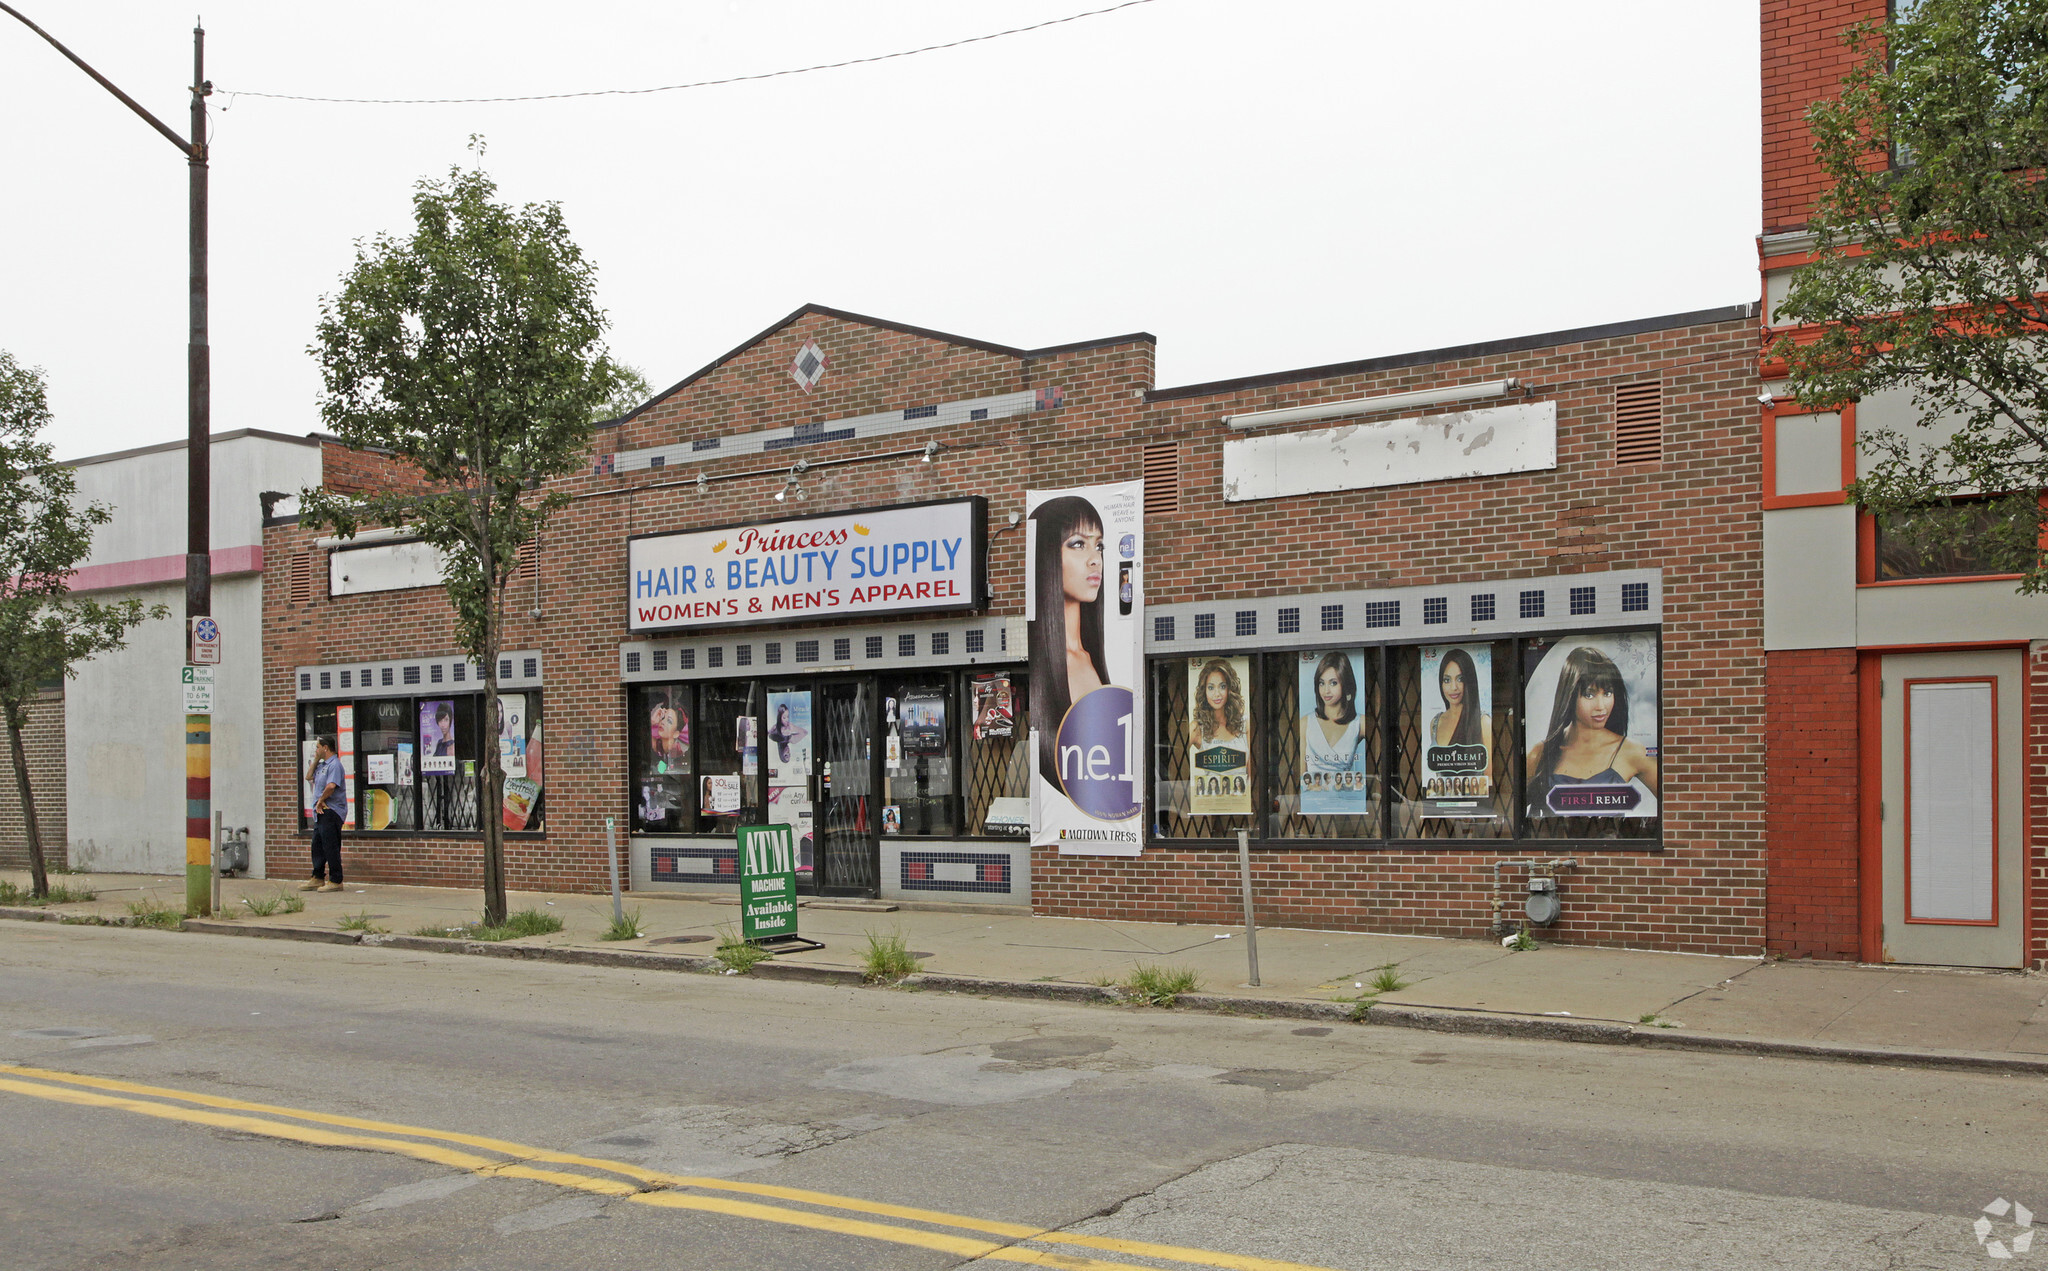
[264,300,1769,954]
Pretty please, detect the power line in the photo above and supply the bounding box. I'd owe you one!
[222,0,1160,106]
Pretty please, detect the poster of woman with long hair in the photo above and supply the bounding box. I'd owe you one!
[1188,656,1251,815]
[1419,646,1494,817]
[1523,633,1661,818]
[1299,649,1371,816]
[1027,482,1144,854]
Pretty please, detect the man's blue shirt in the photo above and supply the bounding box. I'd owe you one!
[312,754,347,819]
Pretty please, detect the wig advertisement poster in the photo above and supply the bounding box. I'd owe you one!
[646,688,690,774]
[419,699,457,774]
[1522,632,1661,818]
[1027,481,1144,855]
[766,690,812,780]
[1419,645,1495,818]
[1298,649,1373,816]
[1187,657,1251,815]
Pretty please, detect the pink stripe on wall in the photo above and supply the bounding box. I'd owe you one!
[66,545,264,593]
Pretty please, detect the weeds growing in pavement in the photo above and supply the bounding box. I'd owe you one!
[1507,926,1539,952]
[1121,964,1202,1007]
[1366,964,1409,995]
[0,881,97,906]
[600,907,644,942]
[336,910,388,934]
[411,923,469,938]
[457,907,566,942]
[713,926,771,974]
[124,898,182,930]
[860,929,920,982]
[241,892,284,917]
[280,892,306,914]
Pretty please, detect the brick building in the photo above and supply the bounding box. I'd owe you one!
[1759,0,2047,968]
[265,299,1772,956]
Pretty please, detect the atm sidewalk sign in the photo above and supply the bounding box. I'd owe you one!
[737,823,798,942]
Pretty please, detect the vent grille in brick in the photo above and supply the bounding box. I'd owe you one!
[1614,381,1662,465]
[1142,442,1179,517]
[288,552,315,605]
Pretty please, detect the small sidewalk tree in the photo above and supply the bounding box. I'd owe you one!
[0,352,166,897]
[301,151,626,926]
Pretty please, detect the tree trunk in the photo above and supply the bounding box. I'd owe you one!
[480,635,507,928]
[6,706,50,899]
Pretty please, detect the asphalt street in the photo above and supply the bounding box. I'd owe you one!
[0,921,2041,1270]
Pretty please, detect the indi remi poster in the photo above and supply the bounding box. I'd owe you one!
[1027,480,1144,855]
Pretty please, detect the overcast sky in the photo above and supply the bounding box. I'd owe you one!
[3,1,1761,462]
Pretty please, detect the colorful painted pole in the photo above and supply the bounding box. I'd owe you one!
[186,705,212,916]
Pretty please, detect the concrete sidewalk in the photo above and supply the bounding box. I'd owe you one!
[5,869,2044,1069]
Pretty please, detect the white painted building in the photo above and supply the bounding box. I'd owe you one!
[63,430,324,878]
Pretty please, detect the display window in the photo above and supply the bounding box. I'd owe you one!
[297,692,544,836]
[1148,629,1660,846]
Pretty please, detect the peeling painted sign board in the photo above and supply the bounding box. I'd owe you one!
[1221,401,1557,503]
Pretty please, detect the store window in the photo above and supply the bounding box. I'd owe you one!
[1153,657,1257,840]
[1390,643,1514,840]
[630,684,694,833]
[965,672,1030,837]
[884,674,956,837]
[1874,497,2029,580]
[1264,649,1383,840]
[297,692,543,836]
[695,680,763,835]
[1520,632,1661,842]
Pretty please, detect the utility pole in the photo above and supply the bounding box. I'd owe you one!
[2,6,214,914]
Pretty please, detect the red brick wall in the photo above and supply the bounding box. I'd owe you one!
[1764,647,1861,959]
[265,307,1767,955]
[2030,642,2048,970]
[0,693,68,872]
[1762,0,1887,235]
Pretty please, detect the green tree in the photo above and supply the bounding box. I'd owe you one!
[301,157,626,925]
[1773,0,2048,587]
[0,353,166,897]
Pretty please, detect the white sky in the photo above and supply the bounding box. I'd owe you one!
[3,0,1761,462]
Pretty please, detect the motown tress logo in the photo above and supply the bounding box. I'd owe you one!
[627,499,985,632]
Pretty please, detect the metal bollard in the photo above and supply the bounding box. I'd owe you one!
[212,811,223,914]
[607,817,622,925]
[1236,828,1260,987]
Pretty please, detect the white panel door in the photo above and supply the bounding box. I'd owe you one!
[1879,650,2024,967]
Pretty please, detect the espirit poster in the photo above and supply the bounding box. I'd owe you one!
[1187,656,1251,816]
[419,699,457,774]
[1419,645,1495,818]
[1522,632,1661,818]
[1027,480,1144,855]
[1298,650,1372,817]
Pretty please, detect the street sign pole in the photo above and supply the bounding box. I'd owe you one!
[183,666,215,916]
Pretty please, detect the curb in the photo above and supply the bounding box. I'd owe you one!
[14,910,2047,1076]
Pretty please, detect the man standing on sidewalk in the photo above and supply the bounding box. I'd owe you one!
[303,736,347,893]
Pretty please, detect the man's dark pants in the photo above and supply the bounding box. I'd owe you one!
[311,809,345,884]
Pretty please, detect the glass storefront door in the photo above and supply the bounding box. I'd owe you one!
[814,679,879,894]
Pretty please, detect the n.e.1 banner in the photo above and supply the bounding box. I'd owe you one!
[1419,644,1494,818]
[1027,480,1144,855]
[1187,656,1251,815]
[1298,649,1372,816]
[737,822,798,941]
[1522,632,1661,818]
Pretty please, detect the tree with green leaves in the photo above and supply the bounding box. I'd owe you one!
[301,153,627,925]
[0,352,167,897]
[1773,0,2048,588]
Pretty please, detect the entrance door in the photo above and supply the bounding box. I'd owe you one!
[1878,650,2025,968]
[814,679,879,895]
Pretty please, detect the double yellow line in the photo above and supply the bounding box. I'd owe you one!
[0,1062,1336,1271]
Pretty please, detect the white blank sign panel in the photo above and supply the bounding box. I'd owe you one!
[1908,680,1995,923]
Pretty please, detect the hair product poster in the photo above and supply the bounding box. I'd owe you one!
[419,699,457,774]
[1419,645,1495,818]
[1298,649,1372,817]
[1187,656,1252,816]
[1026,480,1144,855]
[497,694,528,779]
[766,690,812,780]
[1523,632,1661,818]
[972,674,1014,740]
[900,688,947,754]
[646,688,689,775]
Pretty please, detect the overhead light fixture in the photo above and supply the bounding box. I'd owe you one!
[773,460,810,503]
[921,440,940,463]
[1223,377,1522,431]
[696,472,709,495]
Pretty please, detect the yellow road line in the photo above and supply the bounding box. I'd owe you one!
[0,1062,1338,1271]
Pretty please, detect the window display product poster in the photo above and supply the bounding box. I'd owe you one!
[767,784,814,872]
[638,778,683,830]
[367,753,396,786]
[338,705,357,829]
[419,699,458,774]
[972,674,1014,740]
[395,743,414,787]
[737,823,798,942]
[736,715,759,775]
[646,688,690,775]
[1025,480,1144,855]
[766,691,812,780]
[1419,645,1495,818]
[701,773,742,815]
[1297,649,1373,817]
[502,777,540,831]
[1522,631,1661,818]
[900,688,947,754]
[498,694,528,778]
[1187,656,1252,816]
